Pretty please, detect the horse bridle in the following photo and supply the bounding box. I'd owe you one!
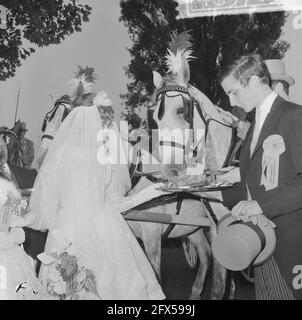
[155,84,207,159]
[129,85,207,186]
[41,103,71,141]
[155,84,235,167]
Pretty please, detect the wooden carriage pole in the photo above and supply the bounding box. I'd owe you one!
[123,210,211,227]
[13,84,21,125]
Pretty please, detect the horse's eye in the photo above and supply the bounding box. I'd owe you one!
[176,107,184,115]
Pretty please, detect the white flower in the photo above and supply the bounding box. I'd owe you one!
[20,200,28,210]
[53,280,66,295]
[93,92,113,107]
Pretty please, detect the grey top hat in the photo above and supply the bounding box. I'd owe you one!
[265,59,295,86]
[212,214,276,271]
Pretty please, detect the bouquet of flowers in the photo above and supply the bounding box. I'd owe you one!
[11,198,29,217]
[45,251,101,300]
[38,229,101,300]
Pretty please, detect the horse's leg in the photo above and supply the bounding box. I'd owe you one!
[210,256,229,299]
[211,263,236,300]
[206,227,230,300]
[187,229,211,300]
[228,276,236,300]
[140,225,163,282]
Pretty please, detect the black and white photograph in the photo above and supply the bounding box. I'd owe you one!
[0,0,302,306]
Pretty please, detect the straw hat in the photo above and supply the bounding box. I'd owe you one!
[212,214,276,271]
[265,59,295,86]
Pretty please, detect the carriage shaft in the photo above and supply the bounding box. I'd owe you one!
[123,210,211,227]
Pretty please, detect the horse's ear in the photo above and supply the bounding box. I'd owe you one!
[176,57,190,86]
[153,71,163,89]
[74,81,85,100]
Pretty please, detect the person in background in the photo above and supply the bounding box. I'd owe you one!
[266,59,294,102]
[0,175,45,299]
[0,127,12,179]
[0,135,8,168]
[14,122,35,169]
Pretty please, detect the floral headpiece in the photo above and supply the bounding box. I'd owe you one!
[93,91,113,107]
[93,92,114,128]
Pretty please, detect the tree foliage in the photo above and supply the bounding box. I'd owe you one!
[122,109,142,129]
[120,0,289,111]
[0,0,92,81]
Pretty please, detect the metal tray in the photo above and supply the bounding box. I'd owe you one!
[157,182,233,193]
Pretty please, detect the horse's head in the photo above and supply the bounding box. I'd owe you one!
[37,69,100,168]
[151,32,207,179]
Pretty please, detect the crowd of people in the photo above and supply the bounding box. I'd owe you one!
[0,120,35,171]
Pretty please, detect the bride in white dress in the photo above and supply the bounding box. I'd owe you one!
[29,103,166,300]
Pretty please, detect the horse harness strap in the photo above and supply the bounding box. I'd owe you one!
[202,198,219,226]
[226,137,243,167]
[156,85,190,100]
[41,103,71,134]
[159,140,185,151]
[162,196,183,239]
[41,134,54,141]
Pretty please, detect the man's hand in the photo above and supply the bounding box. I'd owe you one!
[215,106,239,126]
[237,121,251,140]
[231,200,263,224]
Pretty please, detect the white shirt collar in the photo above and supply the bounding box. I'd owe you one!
[256,91,278,129]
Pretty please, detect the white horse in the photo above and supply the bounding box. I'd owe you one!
[140,31,239,298]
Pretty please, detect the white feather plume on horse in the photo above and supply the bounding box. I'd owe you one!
[68,65,97,99]
[165,31,195,85]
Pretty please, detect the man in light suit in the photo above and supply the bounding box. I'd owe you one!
[203,54,302,299]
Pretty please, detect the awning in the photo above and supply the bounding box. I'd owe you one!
[176,0,302,19]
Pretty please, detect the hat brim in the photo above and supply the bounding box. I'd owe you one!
[217,214,276,267]
[270,73,295,87]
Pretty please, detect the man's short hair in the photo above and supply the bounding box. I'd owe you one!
[219,54,270,87]
[271,80,290,95]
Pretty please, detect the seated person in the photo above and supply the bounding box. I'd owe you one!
[0,176,45,299]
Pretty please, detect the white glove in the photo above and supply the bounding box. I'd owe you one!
[215,106,239,126]
[216,167,240,184]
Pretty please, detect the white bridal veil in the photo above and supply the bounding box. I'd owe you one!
[30,105,131,231]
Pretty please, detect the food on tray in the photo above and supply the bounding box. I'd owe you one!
[165,172,215,189]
